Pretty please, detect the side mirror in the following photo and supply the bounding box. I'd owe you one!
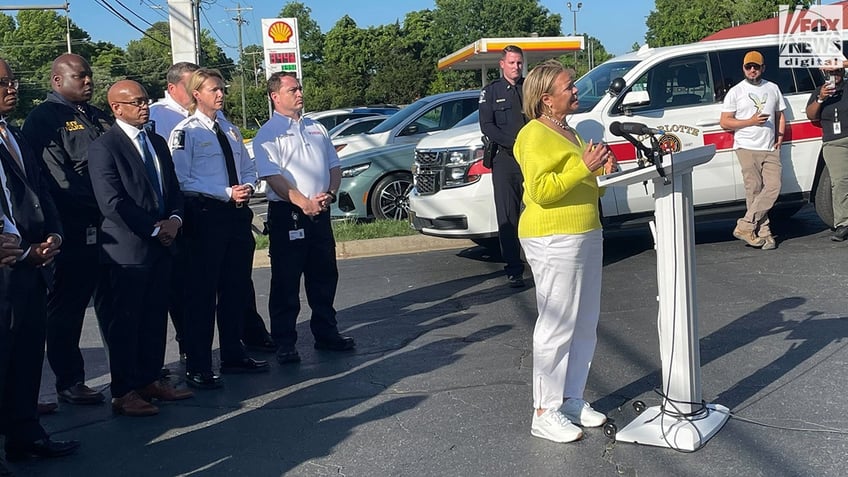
[401,124,420,136]
[622,90,651,107]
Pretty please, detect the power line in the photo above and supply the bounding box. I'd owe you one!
[93,0,170,48]
[111,0,155,28]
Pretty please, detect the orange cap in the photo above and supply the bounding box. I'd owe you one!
[743,51,764,66]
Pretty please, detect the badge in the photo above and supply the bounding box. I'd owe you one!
[834,122,842,135]
[171,130,185,150]
[86,226,97,245]
[289,228,305,240]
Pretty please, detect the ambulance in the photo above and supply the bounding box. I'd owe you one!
[409,32,839,246]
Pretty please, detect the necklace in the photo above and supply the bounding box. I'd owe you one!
[542,114,572,132]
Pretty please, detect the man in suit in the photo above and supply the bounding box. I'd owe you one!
[22,54,113,405]
[0,92,22,474]
[0,58,80,462]
[89,80,193,416]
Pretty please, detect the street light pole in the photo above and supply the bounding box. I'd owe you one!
[566,2,582,69]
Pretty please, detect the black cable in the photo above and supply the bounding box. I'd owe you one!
[93,0,170,48]
[112,0,155,28]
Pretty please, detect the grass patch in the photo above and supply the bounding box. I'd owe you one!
[253,219,416,249]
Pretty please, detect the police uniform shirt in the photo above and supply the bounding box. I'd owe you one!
[479,77,526,153]
[252,112,340,203]
[149,93,189,142]
[169,111,257,201]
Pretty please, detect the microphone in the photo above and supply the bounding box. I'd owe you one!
[609,121,665,136]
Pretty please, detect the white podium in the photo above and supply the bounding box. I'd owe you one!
[598,145,729,451]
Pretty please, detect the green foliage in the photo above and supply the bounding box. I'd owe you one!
[645,0,815,47]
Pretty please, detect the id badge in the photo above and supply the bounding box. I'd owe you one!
[289,228,305,240]
[85,226,97,245]
[834,122,842,135]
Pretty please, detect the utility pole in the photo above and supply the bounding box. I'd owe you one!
[566,2,582,70]
[1,3,71,53]
[227,3,252,129]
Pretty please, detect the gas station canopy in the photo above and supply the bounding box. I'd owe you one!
[437,36,584,73]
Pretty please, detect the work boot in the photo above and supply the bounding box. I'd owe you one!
[733,226,765,247]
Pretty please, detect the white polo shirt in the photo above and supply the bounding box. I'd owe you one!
[252,112,340,202]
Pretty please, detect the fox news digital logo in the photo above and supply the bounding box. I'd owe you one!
[778,4,846,68]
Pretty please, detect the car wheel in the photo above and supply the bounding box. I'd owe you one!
[370,172,413,220]
[814,162,834,228]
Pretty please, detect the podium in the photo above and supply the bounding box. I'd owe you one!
[597,145,729,451]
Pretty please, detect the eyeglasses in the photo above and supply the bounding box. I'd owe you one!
[114,98,151,108]
[744,64,762,71]
[0,78,19,90]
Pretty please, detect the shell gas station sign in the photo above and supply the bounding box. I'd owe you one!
[262,18,302,79]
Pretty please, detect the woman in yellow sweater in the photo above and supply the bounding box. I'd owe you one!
[514,60,616,443]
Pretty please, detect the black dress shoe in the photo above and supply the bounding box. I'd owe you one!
[832,225,848,242]
[5,438,80,461]
[57,382,105,405]
[314,335,356,351]
[276,347,301,364]
[243,335,278,353]
[220,357,269,374]
[185,372,223,389]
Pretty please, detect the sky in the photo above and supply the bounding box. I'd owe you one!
[41,0,652,61]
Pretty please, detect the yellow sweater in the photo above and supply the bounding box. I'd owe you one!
[514,120,603,238]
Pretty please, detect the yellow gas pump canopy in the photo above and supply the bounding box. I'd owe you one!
[437,36,584,71]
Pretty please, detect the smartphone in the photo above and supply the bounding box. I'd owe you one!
[826,75,837,88]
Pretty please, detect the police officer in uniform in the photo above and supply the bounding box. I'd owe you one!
[150,62,276,358]
[169,68,268,389]
[22,53,112,405]
[478,45,527,288]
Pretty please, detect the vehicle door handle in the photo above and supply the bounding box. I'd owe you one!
[695,119,719,127]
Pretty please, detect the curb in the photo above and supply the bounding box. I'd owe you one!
[252,235,475,268]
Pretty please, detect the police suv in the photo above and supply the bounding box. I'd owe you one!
[409,34,837,246]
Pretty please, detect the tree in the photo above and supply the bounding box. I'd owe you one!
[0,10,110,119]
[646,0,815,47]
[428,0,562,90]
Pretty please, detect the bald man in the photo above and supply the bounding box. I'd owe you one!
[88,80,192,416]
[22,54,113,406]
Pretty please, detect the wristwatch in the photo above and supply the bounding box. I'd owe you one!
[817,97,825,104]
[326,190,337,204]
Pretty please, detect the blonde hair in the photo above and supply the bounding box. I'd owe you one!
[522,60,574,120]
[186,68,224,114]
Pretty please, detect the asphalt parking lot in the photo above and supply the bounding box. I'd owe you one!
[16,204,848,476]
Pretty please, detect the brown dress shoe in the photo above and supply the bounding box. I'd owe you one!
[112,391,159,417]
[137,381,194,401]
[37,402,58,415]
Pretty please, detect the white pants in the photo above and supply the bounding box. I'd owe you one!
[521,230,603,410]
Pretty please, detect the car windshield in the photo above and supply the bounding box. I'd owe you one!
[367,96,436,134]
[574,60,639,113]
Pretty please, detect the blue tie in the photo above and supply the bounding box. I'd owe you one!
[138,131,165,216]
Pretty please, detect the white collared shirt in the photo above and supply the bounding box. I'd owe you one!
[252,112,339,202]
[169,110,257,201]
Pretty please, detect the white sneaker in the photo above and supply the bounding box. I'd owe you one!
[530,408,583,443]
[561,398,607,427]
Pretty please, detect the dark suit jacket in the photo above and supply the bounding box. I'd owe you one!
[0,124,63,287]
[88,123,183,266]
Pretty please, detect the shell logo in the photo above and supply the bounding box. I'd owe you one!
[268,21,293,43]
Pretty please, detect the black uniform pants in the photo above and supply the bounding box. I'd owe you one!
[492,151,525,278]
[1,267,48,445]
[182,197,253,374]
[169,238,270,355]
[46,240,108,393]
[100,258,171,398]
[267,201,339,348]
